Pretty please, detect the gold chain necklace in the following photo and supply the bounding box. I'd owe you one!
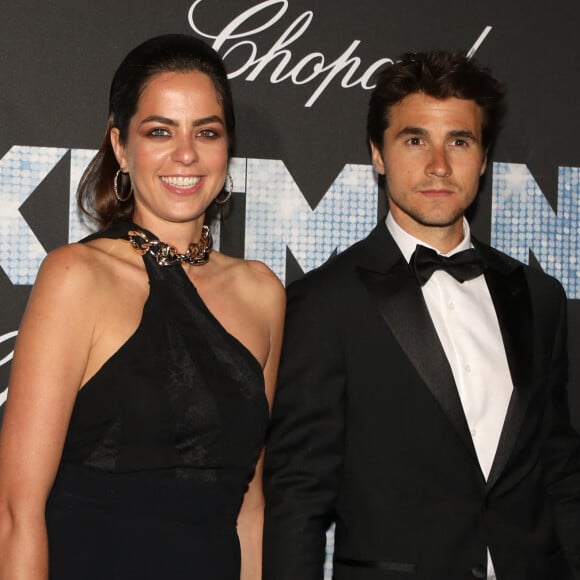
[127,226,212,266]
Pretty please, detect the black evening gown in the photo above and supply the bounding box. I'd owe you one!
[45,221,269,579]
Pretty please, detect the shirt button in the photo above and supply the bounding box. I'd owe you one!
[464,363,471,373]
[471,428,477,438]
[471,563,486,578]
[448,301,455,310]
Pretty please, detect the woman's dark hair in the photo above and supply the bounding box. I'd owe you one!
[78,34,235,228]
[367,50,505,151]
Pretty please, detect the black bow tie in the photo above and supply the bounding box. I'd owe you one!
[410,245,485,286]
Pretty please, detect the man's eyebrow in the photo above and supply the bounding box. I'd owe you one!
[393,127,479,141]
[448,129,478,141]
[394,126,428,139]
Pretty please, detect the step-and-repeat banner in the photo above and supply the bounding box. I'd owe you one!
[1,3,579,568]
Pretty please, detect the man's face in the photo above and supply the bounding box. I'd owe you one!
[370,93,487,243]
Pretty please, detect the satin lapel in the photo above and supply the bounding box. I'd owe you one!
[357,236,477,459]
[475,242,534,490]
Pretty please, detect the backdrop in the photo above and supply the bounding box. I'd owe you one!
[1,1,579,572]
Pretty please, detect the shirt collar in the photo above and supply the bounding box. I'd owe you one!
[385,212,473,264]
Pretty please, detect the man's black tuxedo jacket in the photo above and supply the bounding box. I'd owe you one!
[263,222,580,580]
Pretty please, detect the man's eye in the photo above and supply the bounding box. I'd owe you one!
[406,137,423,146]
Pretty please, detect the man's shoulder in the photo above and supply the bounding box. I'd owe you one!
[476,238,566,297]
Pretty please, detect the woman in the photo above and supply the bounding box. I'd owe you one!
[0,34,285,579]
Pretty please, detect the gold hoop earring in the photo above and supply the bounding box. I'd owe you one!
[114,169,133,203]
[214,174,233,205]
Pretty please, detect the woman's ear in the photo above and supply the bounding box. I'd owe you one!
[110,127,127,171]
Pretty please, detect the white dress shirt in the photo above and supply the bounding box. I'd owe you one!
[386,213,513,579]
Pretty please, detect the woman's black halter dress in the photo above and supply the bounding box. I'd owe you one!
[45,222,269,579]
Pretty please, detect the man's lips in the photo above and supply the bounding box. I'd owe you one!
[418,189,455,197]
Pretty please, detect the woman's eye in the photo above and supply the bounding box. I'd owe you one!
[149,128,170,137]
[197,129,218,138]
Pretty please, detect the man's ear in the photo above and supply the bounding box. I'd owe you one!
[370,140,386,175]
[110,127,128,171]
[480,149,488,176]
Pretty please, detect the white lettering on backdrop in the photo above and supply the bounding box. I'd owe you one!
[0,331,17,405]
[188,0,492,107]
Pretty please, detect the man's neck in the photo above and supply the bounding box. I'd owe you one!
[386,213,472,262]
[390,215,466,254]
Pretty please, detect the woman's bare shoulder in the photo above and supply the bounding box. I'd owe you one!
[36,243,100,287]
[215,252,285,298]
[34,238,137,300]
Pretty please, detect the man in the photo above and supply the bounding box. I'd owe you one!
[263,51,580,580]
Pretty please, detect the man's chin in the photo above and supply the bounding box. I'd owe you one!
[412,213,465,229]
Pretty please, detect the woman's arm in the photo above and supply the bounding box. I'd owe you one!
[238,451,266,580]
[237,264,285,580]
[0,245,97,580]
